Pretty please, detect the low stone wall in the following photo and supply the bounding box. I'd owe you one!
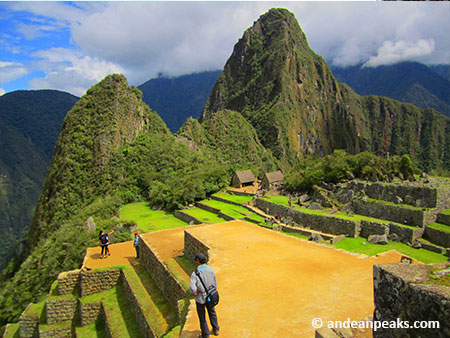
[437,212,450,226]
[359,221,389,239]
[39,326,72,338]
[57,269,81,295]
[256,198,359,237]
[348,181,438,208]
[184,230,210,262]
[389,223,424,244]
[218,212,234,221]
[80,269,121,297]
[196,202,221,214]
[19,310,39,338]
[418,240,446,254]
[281,225,334,241]
[79,301,102,326]
[119,271,155,338]
[226,190,254,196]
[373,262,450,338]
[46,298,77,325]
[174,210,202,225]
[140,237,186,308]
[352,199,427,227]
[424,227,450,248]
[211,195,242,207]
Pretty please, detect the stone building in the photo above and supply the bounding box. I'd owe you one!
[231,169,256,188]
[261,170,284,190]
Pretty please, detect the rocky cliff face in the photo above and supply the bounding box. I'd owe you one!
[201,8,450,170]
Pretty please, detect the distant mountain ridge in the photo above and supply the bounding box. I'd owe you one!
[331,62,450,117]
[138,71,221,132]
[0,90,78,268]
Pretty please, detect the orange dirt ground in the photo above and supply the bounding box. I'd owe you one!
[82,221,416,337]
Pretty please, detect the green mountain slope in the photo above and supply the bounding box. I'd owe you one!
[0,90,78,268]
[331,62,450,117]
[201,8,450,171]
[138,71,221,132]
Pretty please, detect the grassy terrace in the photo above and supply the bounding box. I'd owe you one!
[200,199,253,219]
[427,222,450,233]
[3,323,20,338]
[212,192,253,204]
[332,237,448,264]
[182,207,226,224]
[440,209,450,216]
[75,319,107,338]
[261,195,411,226]
[120,202,188,234]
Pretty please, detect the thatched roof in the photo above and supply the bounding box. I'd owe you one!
[235,169,256,184]
[264,170,284,183]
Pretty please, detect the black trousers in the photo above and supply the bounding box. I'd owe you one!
[135,245,139,258]
[196,301,219,337]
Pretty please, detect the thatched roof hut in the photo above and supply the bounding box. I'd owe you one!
[231,169,256,188]
[261,170,284,189]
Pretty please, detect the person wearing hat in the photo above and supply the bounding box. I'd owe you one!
[190,253,220,337]
[134,232,139,258]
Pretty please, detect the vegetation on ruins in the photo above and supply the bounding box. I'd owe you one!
[284,150,418,192]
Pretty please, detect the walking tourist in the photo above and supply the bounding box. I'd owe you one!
[190,253,220,337]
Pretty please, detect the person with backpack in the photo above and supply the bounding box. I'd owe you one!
[98,230,114,259]
[134,232,139,258]
[190,253,220,337]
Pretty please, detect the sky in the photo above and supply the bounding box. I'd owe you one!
[1,1,449,97]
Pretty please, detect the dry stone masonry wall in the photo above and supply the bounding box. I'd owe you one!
[256,198,359,237]
[373,262,450,338]
[57,269,81,295]
[174,210,202,225]
[184,230,210,262]
[45,298,77,325]
[79,301,102,326]
[139,236,186,308]
[80,269,121,297]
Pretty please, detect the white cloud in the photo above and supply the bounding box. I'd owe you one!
[17,22,63,40]
[0,61,28,83]
[0,88,5,96]
[364,39,436,67]
[29,47,125,96]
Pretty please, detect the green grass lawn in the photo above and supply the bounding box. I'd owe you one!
[440,209,450,216]
[120,202,188,234]
[3,323,20,338]
[212,192,253,204]
[183,208,226,224]
[332,237,448,264]
[427,222,450,233]
[200,199,252,219]
[281,231,309,240]
[75,319,107,338]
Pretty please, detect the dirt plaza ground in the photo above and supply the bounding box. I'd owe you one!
[84,221,413,337]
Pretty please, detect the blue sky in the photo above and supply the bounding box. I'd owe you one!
[1,1,449,97]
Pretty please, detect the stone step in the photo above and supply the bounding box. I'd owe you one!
[424,223,450,250]
[281,224,345,244]
[417,238,448,255]
[437,210,450,226]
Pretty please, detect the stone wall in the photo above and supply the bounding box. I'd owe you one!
[174,210,202,225]
[184,230,210,262]
[437,213,450,226]
[352,199,428,227]
[57,269,81,295]
[424,227,450,248]
[281,225,334,241]
[226,190,254,196]
[348,181,439,208]
[389,223,424,244]
[80,269,121,297]
[139,237,186,308]
[45,298,77,325]
[218,212,234,221]
[119,271,155,338]
[79,301,102,326]
[359,221,389,239]
[101,304,113,338]
[256,198,359,237]
[196,202,221,214]
[39,326,72,338]
[19,310,39,338]
[373,262,450,338]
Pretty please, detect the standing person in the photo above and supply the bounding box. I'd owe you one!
[190,253,220,337]
[134,232,139,258]
[99,230,114,259]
